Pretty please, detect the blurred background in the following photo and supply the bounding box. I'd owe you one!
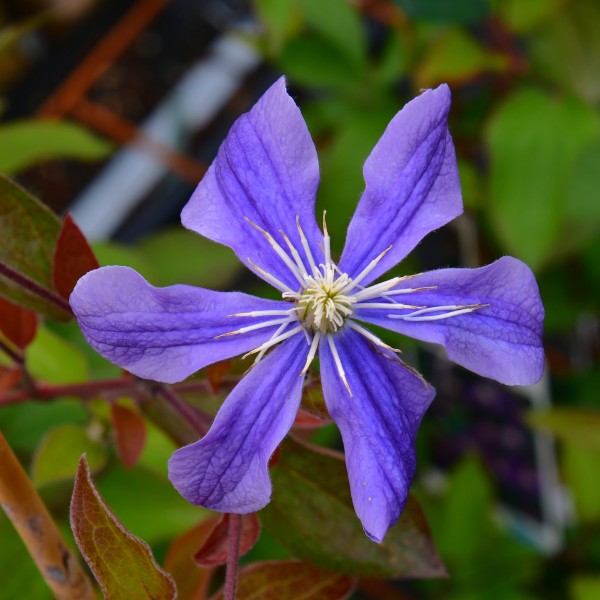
[1,0,599,598]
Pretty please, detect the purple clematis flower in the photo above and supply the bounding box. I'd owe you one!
[70,78,544,542]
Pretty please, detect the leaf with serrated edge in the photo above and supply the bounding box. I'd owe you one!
[212,560,356,600]
[0,174,70,320]
[260,438,446,579]
[111,404,147,470]
[53,214,100,300]
[70,456,176,600]
[194,513,260,567]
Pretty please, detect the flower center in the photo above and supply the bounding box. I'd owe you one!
[296,264,355,333]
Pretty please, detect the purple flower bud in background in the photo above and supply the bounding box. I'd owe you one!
[70,78,544,542]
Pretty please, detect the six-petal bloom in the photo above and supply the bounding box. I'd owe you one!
[70,78,545,542]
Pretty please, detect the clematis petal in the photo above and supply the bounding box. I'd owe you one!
[181,77,322,291]
[70,266,294,384]
[319,328,435,543]
[354,257,545,386]
[339,84,462,285]
[168,334,307,512]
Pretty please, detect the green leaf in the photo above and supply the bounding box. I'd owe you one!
[213,560,357,600]
[279,37,361,91]
[527,408,600,453]
[0,175,70,320]
[562,443,600,523]
[571,576,600,600]
[564,140,600,249]
[97,464,207,545]
[0,514,52,600]
[260,438,445,579]
[416,28,507,88]
[254,0,300,54]
[316,104,397,248]
[530,0,600,104]
[32,424,107,486]
[417,457,538,596]
[0,399,87,454]
[374,31,409,87]
[92,240,157,276]
[485,87,600,269]
[137,228,242,289]
[71,456,177,600]
[429,457,492,563]
[496,0,563,33]
[26,325,88,384]
[300,0,366,68]
[0,120,112,175]
[394,0,491,24]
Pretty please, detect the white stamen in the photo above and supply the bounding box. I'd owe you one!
[280,229,309,278]
[327,335,352,397]
[353,277,402,301]
[390,304,488,322]
[242,325,303,359]
[245,217,305,286]
[252,320,291,365]
[296,215,318,275]
[342,245,392,292]
[231,309,295,318]
[347,321,401,353]
[380,286,438,296]
[353,302,424,310]
[301,331,321,375]
[322,211,331,267]
[214,316,294,338]
[247,258,295,294]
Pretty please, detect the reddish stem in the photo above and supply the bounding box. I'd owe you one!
[0,374,238,406]
[0,261,72,316]
[156,384,209,436]
[0,338,24,365]
[224,514,242,600]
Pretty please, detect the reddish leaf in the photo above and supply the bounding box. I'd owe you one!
[0,295,37,349]
[71,456,177,600]
[293,409,328,429]
[164,518,217,600]
[0,366,21,393]
[194,513,261,567]
[212,560,357,600]
[205,359,232,394]
[52,214,99,300]
[268,445,281,468]
[111,403,147,470]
